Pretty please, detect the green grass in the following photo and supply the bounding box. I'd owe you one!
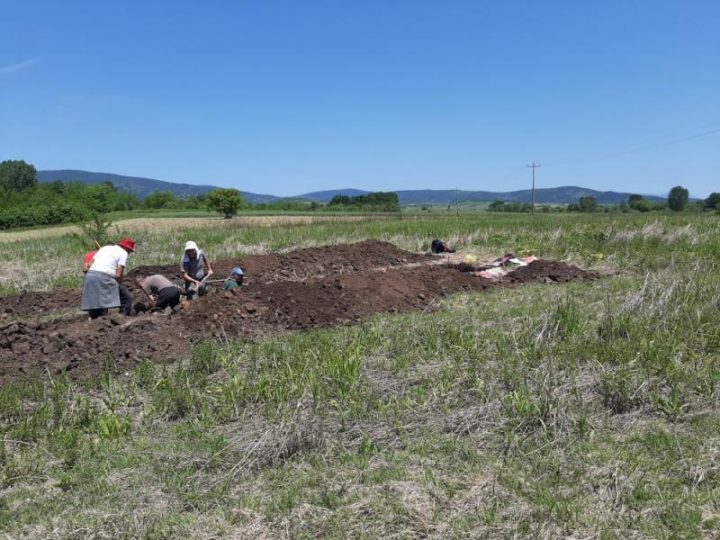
[2,211,720,292]
[1,213,720,538]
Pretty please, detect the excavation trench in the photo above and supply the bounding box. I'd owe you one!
[0,241,598,384]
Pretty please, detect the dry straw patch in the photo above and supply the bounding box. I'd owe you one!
[612,220,702,244]
[227,509,276,540]
[0,261,33,288]
[0,215,378,243]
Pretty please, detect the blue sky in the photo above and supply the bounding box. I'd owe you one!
[1,1,718,197]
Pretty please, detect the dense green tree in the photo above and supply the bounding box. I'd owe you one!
[0,179,140,230]
[112,190,142,211]
[626,194,668,212]
[329,195,352,206]
[144,191,179,209]
[488,200,506,211]
[206,188,246,219]
[488,200,533,213]
[627,194,645,210]
[327,192,400,211]
[182,194,207,209]
[634,199,654,212]
[0,160,37,192]
[579,196,597,212]
[668,186,689,211]
[48,180,66,195]
[577,196,598,212]
[704,192,720,210]
[253,199,324,211]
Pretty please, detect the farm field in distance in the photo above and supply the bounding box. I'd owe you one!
[1,212,719,539]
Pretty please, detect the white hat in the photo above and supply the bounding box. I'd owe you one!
[184,241,198,252]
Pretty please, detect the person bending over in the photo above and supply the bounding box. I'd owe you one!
[81,238,135,319]
[135,274,181,311]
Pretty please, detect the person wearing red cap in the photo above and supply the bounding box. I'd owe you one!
[81,238,136,319]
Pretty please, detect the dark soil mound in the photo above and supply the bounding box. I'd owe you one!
[185,264,494,334]
[501,260,600,284]
[127,239,431,285]
[0,241,430,321]
[0,246,599,385]
[0,289,79,320]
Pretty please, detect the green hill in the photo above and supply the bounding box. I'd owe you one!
[37,170,279,204]
[38,170,668,206]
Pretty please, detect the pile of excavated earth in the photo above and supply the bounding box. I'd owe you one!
[0,241,599,383]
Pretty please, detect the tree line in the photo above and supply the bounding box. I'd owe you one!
[1,159,713,228]
[489,186,720,213]
[0,160,401,230]
[0,161,138,229]
[0,160,248,228]
[327,192,400,212]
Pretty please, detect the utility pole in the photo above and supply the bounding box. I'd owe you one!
[455,187,459,216]
[526,162,541,213]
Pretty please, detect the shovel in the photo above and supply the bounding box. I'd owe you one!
[188,274,223,295]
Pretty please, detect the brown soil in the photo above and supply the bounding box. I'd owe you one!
[1,241,431,321]
[126,239,433,284]
[1,289,79,319]
[0,241,598,384]
[501,259,601,284]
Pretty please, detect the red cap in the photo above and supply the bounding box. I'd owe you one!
[117,238,136,252]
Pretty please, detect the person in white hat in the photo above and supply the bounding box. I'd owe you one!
[180,240,213,298]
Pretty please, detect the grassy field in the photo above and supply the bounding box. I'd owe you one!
[1,213,720,538]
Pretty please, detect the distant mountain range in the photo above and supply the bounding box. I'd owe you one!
[301,187,667,205]
[36,170,278,204]
[298,188,370,201]
[38,169,666,205]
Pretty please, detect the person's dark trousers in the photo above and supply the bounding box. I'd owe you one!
[119,284,133,315]
[156,286,180,309]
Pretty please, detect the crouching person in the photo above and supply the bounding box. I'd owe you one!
[223,267,244,291]
[81,238,135,319]
[135,274,180,311]
[431,239,456,254]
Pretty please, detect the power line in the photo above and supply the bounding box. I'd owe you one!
[526,162,541,213]
[548,126,720,168]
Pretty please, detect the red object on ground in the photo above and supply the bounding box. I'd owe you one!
[83,251,97,266]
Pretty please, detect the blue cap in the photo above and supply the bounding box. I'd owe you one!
[231,267,244,276]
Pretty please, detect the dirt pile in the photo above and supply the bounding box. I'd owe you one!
[0,241,430,321]
[0,243,599,384]
[501,260,600,284]
[0,289,79,320]
[0,316,182,380]
[127,239,431,285]
[186,265,494,333]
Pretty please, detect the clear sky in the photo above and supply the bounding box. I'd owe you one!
[1,1,718,197]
